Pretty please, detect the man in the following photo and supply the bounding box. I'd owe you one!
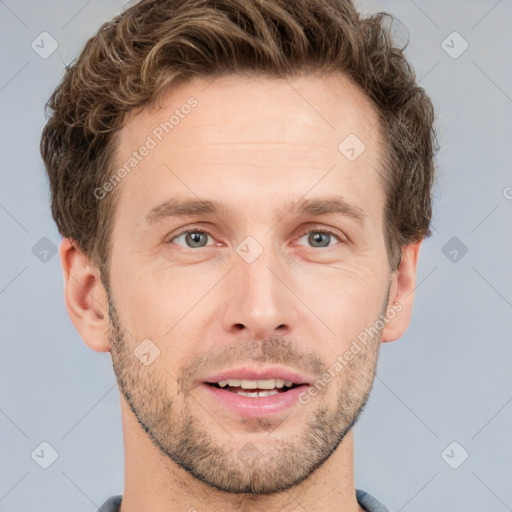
[40,0,437,510]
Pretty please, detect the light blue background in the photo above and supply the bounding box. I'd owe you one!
[0,1,511,511]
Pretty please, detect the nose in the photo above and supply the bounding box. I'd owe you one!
[221,247,298,341]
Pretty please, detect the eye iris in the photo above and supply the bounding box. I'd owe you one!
[308,232,330,248]
[186,231,208,248]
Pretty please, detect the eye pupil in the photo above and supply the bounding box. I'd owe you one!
[309,232,330,247]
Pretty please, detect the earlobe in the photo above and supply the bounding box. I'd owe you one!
[59,238,110,352]
[381,240,422,343]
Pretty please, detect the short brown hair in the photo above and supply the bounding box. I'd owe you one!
[40,0,438,285]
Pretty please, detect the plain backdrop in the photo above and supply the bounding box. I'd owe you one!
[0,1,511,511]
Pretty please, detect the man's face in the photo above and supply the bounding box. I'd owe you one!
[107,73,395,494]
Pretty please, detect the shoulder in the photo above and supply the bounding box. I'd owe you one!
[356,488,393,512]
[97,494,122,512]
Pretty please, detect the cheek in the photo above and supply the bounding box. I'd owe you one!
[109,261,163,340]
[111,259,222,347]
[292,263,388,345]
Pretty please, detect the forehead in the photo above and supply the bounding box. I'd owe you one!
[114,73,386,229]
[120,72,382,160]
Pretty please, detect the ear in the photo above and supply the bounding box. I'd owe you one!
[59,238,110,352]
[381,240,422,343]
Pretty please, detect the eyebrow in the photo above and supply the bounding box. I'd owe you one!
[293,197,366,226]
[145,198,226,224]
[145,196,366,227]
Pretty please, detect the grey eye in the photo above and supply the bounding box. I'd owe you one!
[173,231,212,248]
[296,230,339,248]
[308,232,332,247]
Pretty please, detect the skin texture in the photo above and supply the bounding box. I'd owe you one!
[60,73,422,512]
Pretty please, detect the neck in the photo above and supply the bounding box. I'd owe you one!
[119,399,364,512]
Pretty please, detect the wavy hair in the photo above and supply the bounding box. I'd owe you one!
[41,0,438,284]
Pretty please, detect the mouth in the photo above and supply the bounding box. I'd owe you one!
[205,378,304,397]
[200,370,312,418]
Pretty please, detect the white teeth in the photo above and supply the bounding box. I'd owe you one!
[217,378,293,389]
[240,379,258,389]
[236,390,279,397]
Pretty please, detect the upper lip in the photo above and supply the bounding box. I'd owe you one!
[202,366,313,385]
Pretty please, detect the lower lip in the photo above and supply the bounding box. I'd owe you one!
[201,383,309,418]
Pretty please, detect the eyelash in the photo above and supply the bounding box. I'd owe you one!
[168,225,346,250]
